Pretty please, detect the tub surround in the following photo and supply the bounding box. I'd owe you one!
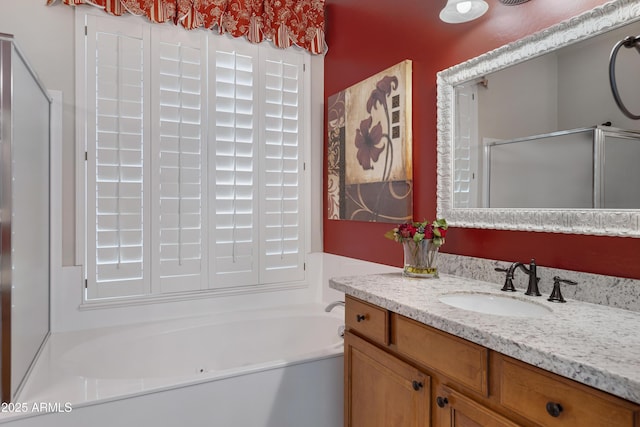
[330,272,640,404]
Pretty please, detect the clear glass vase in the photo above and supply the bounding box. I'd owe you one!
[402,239,439,278]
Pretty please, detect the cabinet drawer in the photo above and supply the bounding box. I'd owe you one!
[498,356,639,427]
[345,296,389,345]
[392,314,488,396]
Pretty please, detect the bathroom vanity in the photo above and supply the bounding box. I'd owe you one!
[331,273,640,426]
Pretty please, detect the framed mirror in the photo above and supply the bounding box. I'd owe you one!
[437,0,640,237]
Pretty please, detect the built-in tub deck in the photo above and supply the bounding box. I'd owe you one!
[1,304,344,427]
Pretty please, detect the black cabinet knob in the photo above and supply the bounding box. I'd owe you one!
[546,401,563,417]
[436,396,448,408]
[356,314,366,322]
[412,380,423,391]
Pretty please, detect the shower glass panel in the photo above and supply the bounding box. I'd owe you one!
[0,34,51,403]
[602,135,640,209]
[485,129,594,208]
[483,126,640,209]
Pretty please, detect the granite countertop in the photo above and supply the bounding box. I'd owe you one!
[330,272,640,405]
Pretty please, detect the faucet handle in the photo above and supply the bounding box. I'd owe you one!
[495,267,516,292]
[548,276,578,303]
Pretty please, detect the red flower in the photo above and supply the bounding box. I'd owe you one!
[385,219,449,247]
[423,224,434,239]
[397,223,417,238]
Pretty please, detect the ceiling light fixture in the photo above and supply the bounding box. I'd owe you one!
[439,0,489,24]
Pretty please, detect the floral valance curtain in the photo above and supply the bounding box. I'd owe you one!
[47,0,326,54]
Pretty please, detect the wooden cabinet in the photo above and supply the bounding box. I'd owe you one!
[344,296,640,427]
[344,331,430,427]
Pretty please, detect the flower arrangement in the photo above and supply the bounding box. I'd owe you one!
[384,218,449,247]
[384,219,448,278]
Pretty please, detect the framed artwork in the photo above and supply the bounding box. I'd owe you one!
[327,59,413,223]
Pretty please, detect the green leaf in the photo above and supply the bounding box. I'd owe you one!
[433,218,448,229]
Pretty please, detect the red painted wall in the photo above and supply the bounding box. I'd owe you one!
[323,0,640,279]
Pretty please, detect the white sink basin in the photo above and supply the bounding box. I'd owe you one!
[439,293,552,317]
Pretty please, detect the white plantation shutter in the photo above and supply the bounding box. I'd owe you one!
[261,53,305,283]
[81,11,308,300]
[151,28,208,293]
[211,41,260,287]
[86,16,151,299]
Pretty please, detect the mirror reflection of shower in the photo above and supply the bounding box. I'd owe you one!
[609,34,640,119]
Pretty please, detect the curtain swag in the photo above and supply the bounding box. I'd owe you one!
[47,0,326,54]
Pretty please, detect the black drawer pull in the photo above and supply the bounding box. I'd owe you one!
[356,314,366,322]
[546,401,563,417]
[412,380,423,391]
[436,396,448,408]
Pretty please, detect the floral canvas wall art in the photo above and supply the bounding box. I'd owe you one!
[327,60,413,222]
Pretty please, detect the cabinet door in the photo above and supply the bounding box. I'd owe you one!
[435,385,520,427]
[345,331,430,427]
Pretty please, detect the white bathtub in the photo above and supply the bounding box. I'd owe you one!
[2,304,344,427]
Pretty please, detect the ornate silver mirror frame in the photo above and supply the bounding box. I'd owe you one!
[436,0,640,237]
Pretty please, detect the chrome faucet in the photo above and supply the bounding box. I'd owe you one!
[495,259,540,295]
[325,301,345,312]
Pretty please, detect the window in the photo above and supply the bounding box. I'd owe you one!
[79,11,308,301]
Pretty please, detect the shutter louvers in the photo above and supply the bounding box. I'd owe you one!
[87,18,149,298]
[153,30,207,293]
[212,46,259,287]
[261,56,305,283]
[83,12,309,300]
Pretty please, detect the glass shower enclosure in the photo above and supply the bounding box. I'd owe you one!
[483,126,640,209]
[0,33,51,403]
